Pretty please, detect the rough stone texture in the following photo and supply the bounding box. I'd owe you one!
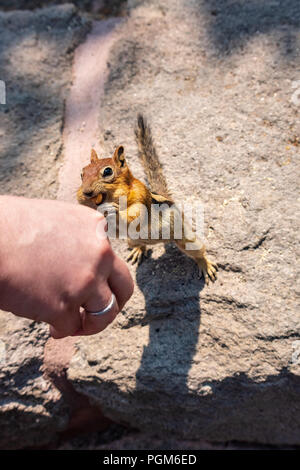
[0,4,90,198]
[0,5,90,449]
[0,1,93,11]
[0,0,300,450]
[0,1,129,18]
[86,434,297,450]
[69,0,300,445]
[57,18,122,203]
[0,313,68,449]
[58,431,259,450]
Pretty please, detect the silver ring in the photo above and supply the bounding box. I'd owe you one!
[85,293,116,316]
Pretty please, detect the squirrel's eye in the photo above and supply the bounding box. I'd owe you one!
[103,167,113,177]
[80,172,83,180]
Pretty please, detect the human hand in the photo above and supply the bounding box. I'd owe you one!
[0,196,134,338]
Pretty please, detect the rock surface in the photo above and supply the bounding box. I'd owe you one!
[0,4,90,449]
[0,314,68,449]
[68,0,300,444]
[0,4,90,198]
[58,431,265,450]
[0,0,300,449]
[0,1,93,12]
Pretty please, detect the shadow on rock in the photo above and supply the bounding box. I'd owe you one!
[201,0,300,58]
[0,5,90,196]
[135,243,205,399]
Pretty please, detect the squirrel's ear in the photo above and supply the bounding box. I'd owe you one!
[91,149,99,163]
[113,145,126,168]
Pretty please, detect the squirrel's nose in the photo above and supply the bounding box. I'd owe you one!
[83,190,94,198]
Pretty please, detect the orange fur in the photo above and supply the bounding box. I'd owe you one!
[77,147,152,220]
[77,125,217,283]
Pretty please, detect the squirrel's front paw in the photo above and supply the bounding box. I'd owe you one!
[97,202,119,218]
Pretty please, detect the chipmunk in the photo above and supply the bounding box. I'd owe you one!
[77,115,217,283]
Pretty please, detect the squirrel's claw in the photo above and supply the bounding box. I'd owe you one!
[198,259,218,284]
[127,246,146,265]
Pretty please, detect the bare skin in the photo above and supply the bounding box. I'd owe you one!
[0,196,134,338]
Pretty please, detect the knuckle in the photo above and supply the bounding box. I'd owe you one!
[94,240,113,271]
[111,302,120,318]
[98,237,112,256]
[121,264,134,301]
[126,277,134,301]
[51,304,79,337]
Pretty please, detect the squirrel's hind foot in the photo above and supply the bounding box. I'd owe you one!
[198,258,218,284]
[127,246,147,265]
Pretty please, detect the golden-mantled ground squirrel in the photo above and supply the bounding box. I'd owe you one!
[77,115,217,283]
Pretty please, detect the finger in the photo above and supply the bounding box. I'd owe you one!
[79,282,119,336]
[49,306,82,339]
[108,254,134,311]
[49,324,70,339]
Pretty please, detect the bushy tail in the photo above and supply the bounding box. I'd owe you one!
[135,114,171,199]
